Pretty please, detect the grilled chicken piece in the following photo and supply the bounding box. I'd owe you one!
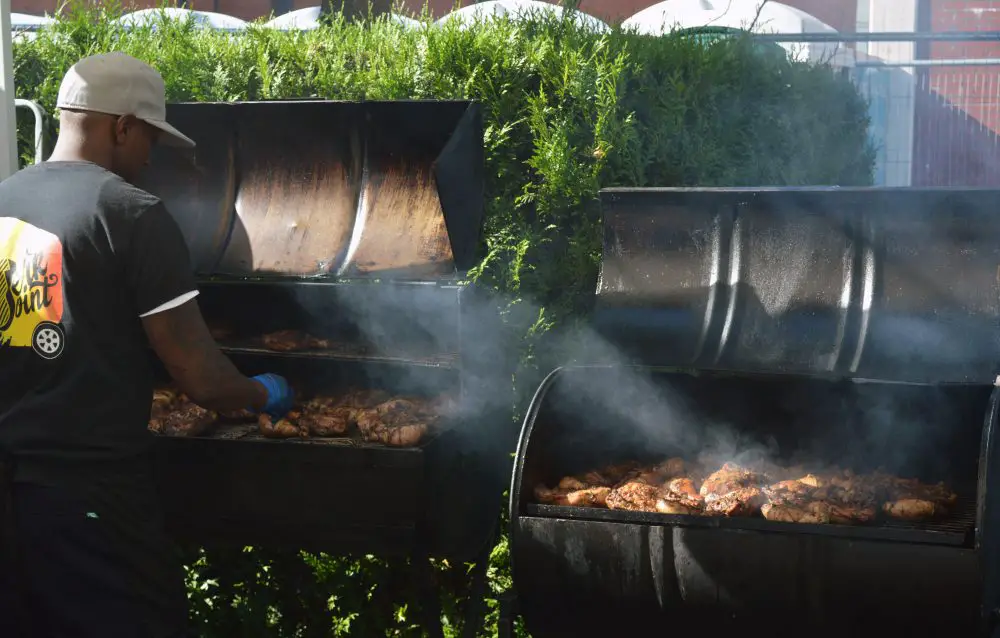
[666,477,701,501]
[149,389,218,436]
[566,487,612,507]
[159,404,218,437]
[258,412,308,439]
[581,462,642,487]
[656,478,706,515]
[883,498,939,520]
[362,422,429,447]
[299,407,354,437]
[354,397,436,447]
[607,481,661,512]
[606,481,661,512]
[700,463,766,501]
[260,329,330,352]
[762,501,832,524]
[655,497,702,515]
[534,484,612,507]
[705,486,767,516]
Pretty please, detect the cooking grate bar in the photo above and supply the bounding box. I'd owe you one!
[191,423,442,450]
[219,344,459,368]
[524,495,977,547]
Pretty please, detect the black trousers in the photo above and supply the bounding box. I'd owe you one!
[0,473,191,638]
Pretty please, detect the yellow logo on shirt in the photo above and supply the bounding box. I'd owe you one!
[0,217,65,359]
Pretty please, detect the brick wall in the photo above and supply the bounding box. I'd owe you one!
[909,0,1000,185]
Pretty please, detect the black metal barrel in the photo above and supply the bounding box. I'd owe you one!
[507,186,1000,637]
[136,100,513,568]
[595,187,1000,384]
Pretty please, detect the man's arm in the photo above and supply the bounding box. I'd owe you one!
[142,299,267,412]
[124,201,286,413]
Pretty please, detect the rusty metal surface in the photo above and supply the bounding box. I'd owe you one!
[595,187,1000,385]
[139,100,484,278]
[222,101,362,275]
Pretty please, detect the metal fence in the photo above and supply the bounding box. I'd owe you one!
[752,31,1000,187]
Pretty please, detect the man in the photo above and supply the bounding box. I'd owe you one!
[0,52,294,637]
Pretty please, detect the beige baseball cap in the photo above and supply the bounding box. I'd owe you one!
[56,52,195,148]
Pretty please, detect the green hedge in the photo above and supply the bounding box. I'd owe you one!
[12,2,874,636]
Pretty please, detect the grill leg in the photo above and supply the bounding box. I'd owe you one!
[497,590,517,638]
[413,554,444,638]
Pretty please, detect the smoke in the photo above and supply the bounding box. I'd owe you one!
[281,275,982,487]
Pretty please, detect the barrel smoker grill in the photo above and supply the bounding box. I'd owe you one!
[504,187,1000,638]
[137,100,511,634]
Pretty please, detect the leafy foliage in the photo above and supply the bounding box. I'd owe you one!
[12,2,874,636]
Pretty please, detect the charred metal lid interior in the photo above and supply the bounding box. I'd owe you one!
[138,99,484,280]
[594,187,1000,385]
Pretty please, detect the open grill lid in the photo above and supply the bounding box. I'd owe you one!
[137,100,485,279]
[594,187,1000,385]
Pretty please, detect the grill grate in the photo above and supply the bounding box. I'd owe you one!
[219,343,459,368]
[180,422,441,450]
[524,494,977,547]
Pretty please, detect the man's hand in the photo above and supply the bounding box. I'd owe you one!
[252,374,294,417]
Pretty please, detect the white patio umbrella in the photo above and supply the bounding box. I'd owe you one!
[264,6,422,31]
[436,0,609,33]
[623,0,850,67]
[117,8,248,31]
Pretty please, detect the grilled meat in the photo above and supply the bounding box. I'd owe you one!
[761,501,832,524]
[149,388,219,437]
[259,412,308,439]
[878,476,957,520]
[157,401,218,437]
[260,329,330,352]
[299,407,354,437]
[361,422,429,447]
[606,481,661,512]
[536,457,957,526]
[700,463,767,504]
[705,486,767,516]
[354,396,438,447]
[666,477,700,501]
[656,477,705,515]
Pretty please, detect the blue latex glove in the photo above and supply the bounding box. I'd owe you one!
[252,373,294,417]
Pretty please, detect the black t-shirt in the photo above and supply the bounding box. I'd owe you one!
[0,161,197,485]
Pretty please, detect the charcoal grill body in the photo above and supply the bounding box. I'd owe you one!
[140,101,513,566]
[507,187,1000,638]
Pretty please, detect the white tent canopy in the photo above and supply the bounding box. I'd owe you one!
[11,12,54,28]
[263,6,422,30]
[436,0,609,33]
[623,0,852,67]
[264,6,321,30]
[116,8,248,31]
